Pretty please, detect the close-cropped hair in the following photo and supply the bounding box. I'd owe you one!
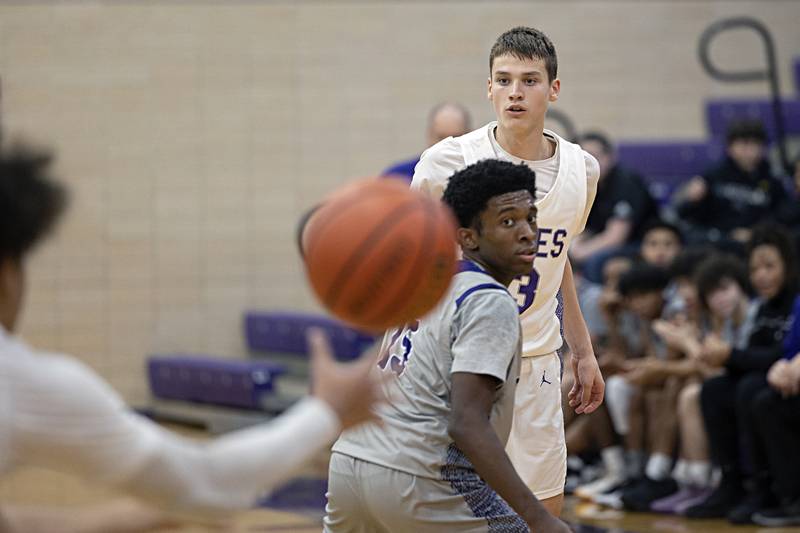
[694,254,751,310]
[442,159,536,231]
[489,26,557,83]
[668,246,713,281]
[748,222,799,295]
[641,218,685,244]
[618,264,670,297]
[725,118,767,146]
[0,144,67,261]
[578,131,614,155]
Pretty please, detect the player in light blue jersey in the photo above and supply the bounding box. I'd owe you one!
[326,159,571,533]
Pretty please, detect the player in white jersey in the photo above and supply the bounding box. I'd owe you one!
[326,159,571,533]
[0,144,382,531]
[412,26,605,516]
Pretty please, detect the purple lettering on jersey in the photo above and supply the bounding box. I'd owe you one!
[512,268,540,314]
[378,320,419,377]
[551,229,567,258]
[535,228,552,258]
[533,227,568,259]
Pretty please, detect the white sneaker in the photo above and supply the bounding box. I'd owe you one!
[574,474,627,500]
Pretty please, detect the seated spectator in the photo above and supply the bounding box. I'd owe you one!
[752,293,800,527]
[571,131,658,283]
[778,154,800,251]
[381,102,471,181]
[673,119,788,249]
[639,219,683,270]
[581,265,673,509]
[685,224,799,524]
[646,254,752,514]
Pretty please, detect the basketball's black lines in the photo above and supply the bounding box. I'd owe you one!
[363,198,437,327]
[323,199,422,312]
[304,186,396,263]
[402,202,456,320]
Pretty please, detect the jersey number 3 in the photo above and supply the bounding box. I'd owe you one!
[508,268,540,314]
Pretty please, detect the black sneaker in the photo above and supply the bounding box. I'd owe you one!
[621,477,679,512]
[684,481,743,519]
[728,489,776,524]
[753,498,800,527]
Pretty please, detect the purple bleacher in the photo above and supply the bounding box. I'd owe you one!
[615,141,724,204]
[706,98,800,140]
[148,355,287,410]
[794,58,800,96]
[245,311,376,361]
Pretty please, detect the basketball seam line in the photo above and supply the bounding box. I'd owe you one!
[363,198,438,326]
[323,200,421,310]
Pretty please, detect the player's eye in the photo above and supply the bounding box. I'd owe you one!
[502,218,514,227]
[496,77,509,84]
[527,214,536,225]
[525,79,537,85]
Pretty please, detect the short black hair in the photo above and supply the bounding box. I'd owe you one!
[725,118,767,146]
[748,222,799,295]
[578,131,613,154]
[618,264,669,297]
[0,144,67,262]
[668,246,713,281]
[642,218,684,244]
[442,159,536,231]
[489,26,557,83]
[694,254,750,311]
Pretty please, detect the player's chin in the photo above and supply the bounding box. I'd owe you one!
[512,255,536,274]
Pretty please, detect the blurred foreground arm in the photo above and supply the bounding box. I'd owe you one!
[9,330,381,518]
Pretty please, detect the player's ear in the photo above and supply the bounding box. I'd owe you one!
[487,77,493,101]
[457,227,479,251]
[549,78,560,103]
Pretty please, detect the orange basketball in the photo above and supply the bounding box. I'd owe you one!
[303,178,458,332]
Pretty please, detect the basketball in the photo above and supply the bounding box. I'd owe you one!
[303,178,458,332]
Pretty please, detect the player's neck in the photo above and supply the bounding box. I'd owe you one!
[462,253,513,287]
[494,123,552,161]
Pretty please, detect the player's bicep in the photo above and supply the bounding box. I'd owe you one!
[450,372,500,425]
[11,357,161,484]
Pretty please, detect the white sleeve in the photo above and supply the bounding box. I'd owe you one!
[576,151,600,234]
[9,354,340,516]
[410,137,465,199]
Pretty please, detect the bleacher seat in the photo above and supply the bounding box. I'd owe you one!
[244,311,375,362]
[706,98,800,140]
[616,141,724,204]
[147,355,287,410]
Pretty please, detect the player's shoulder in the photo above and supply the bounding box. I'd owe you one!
[581,150,601,184]
[451,267,514,314]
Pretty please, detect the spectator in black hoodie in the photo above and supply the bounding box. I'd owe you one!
[674,120,788,250]
[685,223,799,524]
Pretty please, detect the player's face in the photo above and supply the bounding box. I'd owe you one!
[641,229,682,269]
[470,190,538,285]
[488,55,559,135]
[750,244,785,300]
[0,257,25,332]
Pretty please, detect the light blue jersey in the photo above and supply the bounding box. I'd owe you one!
[332,260,522,480]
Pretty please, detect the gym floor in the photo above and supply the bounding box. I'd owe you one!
[2,425,798,533]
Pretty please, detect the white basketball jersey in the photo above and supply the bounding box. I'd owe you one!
[412,123,593,357]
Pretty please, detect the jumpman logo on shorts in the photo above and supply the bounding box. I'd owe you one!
[540,370,552,387]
